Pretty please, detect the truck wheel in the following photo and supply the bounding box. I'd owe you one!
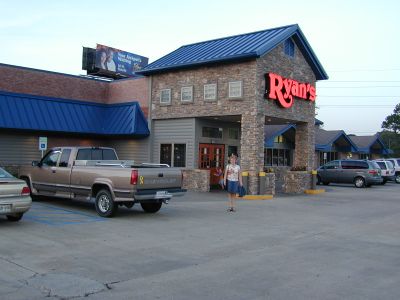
[140,202,162,213]
[6,213,24,222]
[95,189,118,217]
[395,175,400,184]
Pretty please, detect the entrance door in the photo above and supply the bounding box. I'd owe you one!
[199,144,225,185]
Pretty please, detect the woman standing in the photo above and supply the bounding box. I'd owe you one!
[223,154,243,212]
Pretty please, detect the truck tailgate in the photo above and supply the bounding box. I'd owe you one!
[137,168,182,190]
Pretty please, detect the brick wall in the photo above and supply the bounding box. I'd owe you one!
[0,64,108,103]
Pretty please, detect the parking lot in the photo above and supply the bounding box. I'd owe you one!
[1,183,400,300]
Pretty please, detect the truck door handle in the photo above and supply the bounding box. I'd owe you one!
[52,170,56,173]
[158,173,164,177]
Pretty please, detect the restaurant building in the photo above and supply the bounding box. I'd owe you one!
[0,24,332,194]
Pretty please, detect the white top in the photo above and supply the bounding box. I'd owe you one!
[226,164,240,181]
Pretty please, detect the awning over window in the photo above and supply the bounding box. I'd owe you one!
[0,91,149,136]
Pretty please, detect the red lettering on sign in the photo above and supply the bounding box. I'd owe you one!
[265,73,316,108]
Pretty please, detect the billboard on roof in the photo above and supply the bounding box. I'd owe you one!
[95,44,148,76]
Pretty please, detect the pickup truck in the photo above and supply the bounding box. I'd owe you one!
[19,147,186,217]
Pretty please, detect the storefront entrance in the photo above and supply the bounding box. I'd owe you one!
[199,143,225,186]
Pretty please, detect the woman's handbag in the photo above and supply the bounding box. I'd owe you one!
[238,185,246,197]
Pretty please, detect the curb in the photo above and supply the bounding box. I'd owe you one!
[304,189,325,195]
[240,195,274,200]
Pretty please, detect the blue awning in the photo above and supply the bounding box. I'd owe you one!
[0,91,149,136]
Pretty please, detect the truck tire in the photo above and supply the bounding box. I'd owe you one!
[140,202,162,213]
[395,174,400,184]
[95,189,118,217]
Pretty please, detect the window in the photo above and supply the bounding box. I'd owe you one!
[228,146,238,158]
[264,148,291,166]
[319,151,339,166]
[160,89,171,104]
[41,150,61,167]
[274,135,284,143]
[341,160,369,169]
[202,127,223,139]
[76,149,117,160]
[284,39,295,57]
[376,161,387,170]
[181,86,193,102]
[228,128,239,140]
[160,144,172,166]
[59,149,71,167]
[173,144,186,167]
[204,84,217,100]
[324,161,339,169]
[360,154,369,160]
[228,81,242,98]
[160,143,186,167]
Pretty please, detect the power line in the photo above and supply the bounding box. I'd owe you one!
[318,95,400,98]
[318,86,400,88]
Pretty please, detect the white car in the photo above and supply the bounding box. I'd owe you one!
[0,167,32,222]
[385,158,400,184]
[373,160,396,184]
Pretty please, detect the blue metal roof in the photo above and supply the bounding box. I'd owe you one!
[138,24,328,80]
[0,91,149,136]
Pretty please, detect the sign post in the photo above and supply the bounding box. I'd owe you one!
[39,137,47,158]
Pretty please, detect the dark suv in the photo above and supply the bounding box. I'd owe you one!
[317,160,383,188]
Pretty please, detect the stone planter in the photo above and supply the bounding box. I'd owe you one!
[182,169,210,192]
[282,171,312,194]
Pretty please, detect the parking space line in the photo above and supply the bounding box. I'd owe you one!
[24,203,107,226]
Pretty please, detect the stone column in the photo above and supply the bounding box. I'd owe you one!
[240,113,265,194]
[293,121,315,170]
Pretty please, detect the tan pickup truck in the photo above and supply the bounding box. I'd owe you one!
[19,147,186,217]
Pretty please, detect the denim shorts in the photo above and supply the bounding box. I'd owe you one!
[227,180,239,194]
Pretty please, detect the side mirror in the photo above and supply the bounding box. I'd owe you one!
[32,161,41,167]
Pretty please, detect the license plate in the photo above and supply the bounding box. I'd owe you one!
[156,191,168,197]
[0,204,12,213]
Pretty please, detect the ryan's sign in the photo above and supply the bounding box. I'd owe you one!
[265,73,316,108]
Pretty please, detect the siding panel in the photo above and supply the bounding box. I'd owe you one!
[152,118,195,168]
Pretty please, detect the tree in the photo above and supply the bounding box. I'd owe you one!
[382,103,400,134]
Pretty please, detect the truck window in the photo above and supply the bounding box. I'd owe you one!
[376,161,387,170]
[92,149,102,160]
[103,149,117,160]
[76,148,117,160]
[41,150,61,167]
[59,149,71,167]
[76,149,91,160]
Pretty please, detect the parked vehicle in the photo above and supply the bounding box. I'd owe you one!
[19,147,186,217]
[373,160,396,184]
[0,167,32,222]
[385,158,400,183]
[317,159,383,188]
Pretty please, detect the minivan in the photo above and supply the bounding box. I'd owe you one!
[317,160,383,188]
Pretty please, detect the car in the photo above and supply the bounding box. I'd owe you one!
[317,159,383,188]
[0,167,32,222]
[385,158,400,183]
[373,160,396,184]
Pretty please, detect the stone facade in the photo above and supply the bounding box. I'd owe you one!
[182,169,210,192]
[149,41,317,194]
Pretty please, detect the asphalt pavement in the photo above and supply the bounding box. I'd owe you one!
[1,182,400,300]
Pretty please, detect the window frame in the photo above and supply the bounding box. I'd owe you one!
[160,143,187,167]
[204,83,217,101]
[228,81,243,99]
[160,89,171,105]
[181,86,193,103]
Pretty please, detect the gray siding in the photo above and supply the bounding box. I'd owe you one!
[152,118,195,168]
[108,138,150,163]
[0,132,149,166]
[0,132,42,166]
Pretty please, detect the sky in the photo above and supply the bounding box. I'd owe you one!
[1,0,399,135]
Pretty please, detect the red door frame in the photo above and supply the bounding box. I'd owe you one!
[199,143,225,185]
